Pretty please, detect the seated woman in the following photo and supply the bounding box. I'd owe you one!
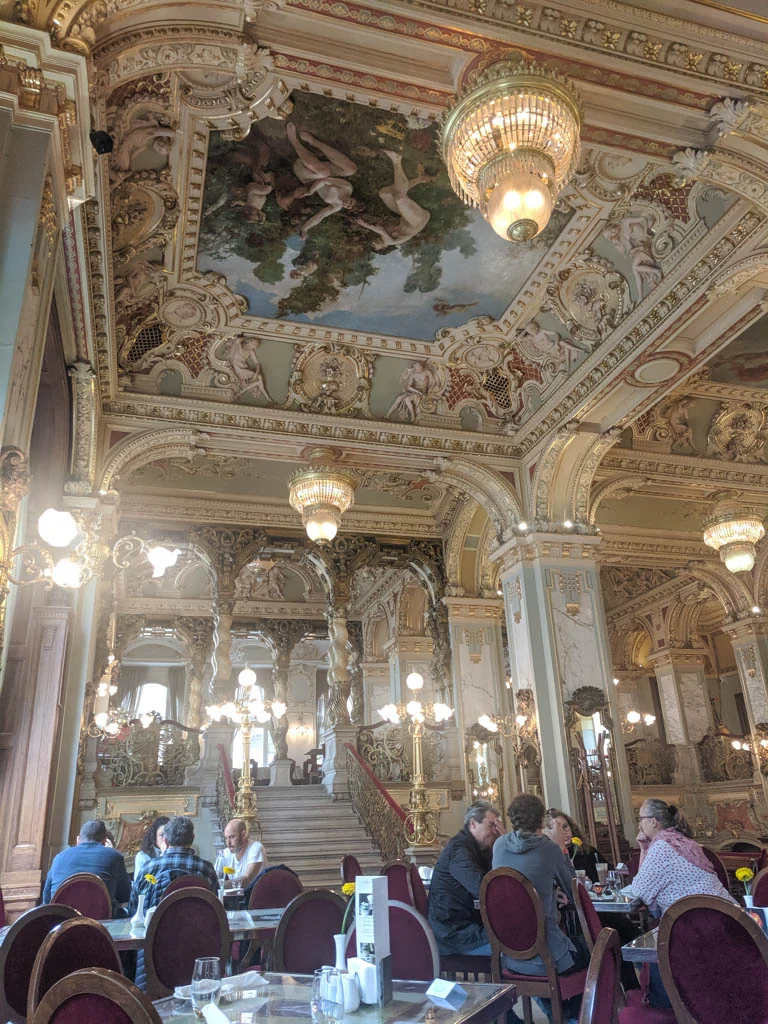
[133,815,169,882]
[626,798,736,1007]
[543,809,608,882]
[493,794,586,976]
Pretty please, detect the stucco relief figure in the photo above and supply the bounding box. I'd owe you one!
[356,150,431,249]
[236,563,286,601]
[603,212,663,297]
[224,336,270,399]
[279,123,358,237]
[113,259,167,306]
[112,115,177,176]
[387,360,441,422]
[516,320,575,374]
[658,396,694,452]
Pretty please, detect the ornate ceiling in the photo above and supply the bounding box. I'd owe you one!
[7,0,768,599]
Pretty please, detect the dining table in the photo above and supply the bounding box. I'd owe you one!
[621,928,658,964]
[153,971,518,1024]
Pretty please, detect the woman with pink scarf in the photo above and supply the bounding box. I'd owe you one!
[625,798,735,1008]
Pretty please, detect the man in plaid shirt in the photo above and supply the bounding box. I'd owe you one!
[133,815,217,910]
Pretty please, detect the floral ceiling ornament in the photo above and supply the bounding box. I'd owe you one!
[288,447,358,543]
[441,57,582,242]
[707,402,768,464]
[286,343,375,417]
[544,255,630,344]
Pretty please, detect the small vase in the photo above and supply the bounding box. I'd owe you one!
[342,972,361,1013]
[131,893,146,930]
[744,894,754,908]
[333,933,347,972]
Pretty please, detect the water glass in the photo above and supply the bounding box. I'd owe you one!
[596,862,609,885]
[191,957,222,1017]
[311,967,344,1024]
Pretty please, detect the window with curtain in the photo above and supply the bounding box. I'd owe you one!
[134,682,170,719]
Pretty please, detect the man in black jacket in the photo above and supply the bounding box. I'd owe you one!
[427,800,503,957]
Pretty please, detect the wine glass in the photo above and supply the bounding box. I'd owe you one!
[311,967,344,1024]
[191,957,222,1018]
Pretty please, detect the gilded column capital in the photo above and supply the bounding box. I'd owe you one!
[491,529,603,573]
[443,597,504,621]
[647,647,709,670]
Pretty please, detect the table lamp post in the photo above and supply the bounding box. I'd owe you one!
[207,666,287,833]
[378,671,454,847]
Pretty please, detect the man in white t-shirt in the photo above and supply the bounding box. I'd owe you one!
[214,818,267,888]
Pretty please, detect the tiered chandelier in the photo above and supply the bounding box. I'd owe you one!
[288,447,357,543]
[441,58,582,242]
[703,495,765,574]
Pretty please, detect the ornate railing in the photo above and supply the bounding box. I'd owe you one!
[96,717,201,786]
[356,722,446,783]
[216,743,236,832]
[625,738,677,786]
[697,731,754,783]
[345,742,407,862]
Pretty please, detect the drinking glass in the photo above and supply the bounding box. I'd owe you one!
[311,967,344,1024]
[191,957,222,1018]
[596,862,609,885]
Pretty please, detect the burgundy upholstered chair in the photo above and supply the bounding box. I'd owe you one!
[625,850,641,880]
[27,917,122,1017]
[162,875,210,897]
[51,873,112,920]
[753,865,768,907]
[143,887,230,1000]
[340,854,362,884]
[409,863,429,917]
[657,894,768,1024]
[572,878,603,953]
[0,905,80,1024]
[30,967,161,1024]
[439,954,493,980]
[248,867,303,911]
[480,867,588,1024]
[344,900,439,980]
[380,861,414,905]
[701,847,730,892]
[0,885,5,927]
[577,928,622,1024]
[272,889,346,974]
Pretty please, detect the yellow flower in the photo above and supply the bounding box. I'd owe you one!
[144,873,158,885]
[736,867,755,883]
[570,837,583,848]
[341,882,356,897]
[222,866,235,877]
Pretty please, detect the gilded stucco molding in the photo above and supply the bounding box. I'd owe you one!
[426,457,522,542]
[443,496,477,597]
[588,475,650,525]
[98,427,211,490]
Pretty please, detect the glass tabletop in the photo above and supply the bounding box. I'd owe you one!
[154,972,516,1024]
[104,908,284,950]
[621,928,658,963]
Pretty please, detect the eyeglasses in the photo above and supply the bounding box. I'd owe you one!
[637,815,655,822]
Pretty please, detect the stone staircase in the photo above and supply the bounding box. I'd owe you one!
[254,785,384,888]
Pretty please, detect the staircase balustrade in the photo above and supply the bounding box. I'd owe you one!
[345,742,407,862]
[96,716,201,787]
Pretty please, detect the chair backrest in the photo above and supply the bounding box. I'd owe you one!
[658,895,768,1024]
[51,874,112,920]
[577,928,622,1024]
[409,862,428,916]
[0,885,5,927]
[30,968,161,1024]
[753,865,768,907]
[480,867,555,983]
[380,861,414,905]
[27,917,122,1018]
[0,905,80,1024]
[344,900,439,980]
[162,875,210,897]
[572,878,603,952]
[625,850,641,880]
[143,887,230,1000]
[340,854,362,884]
[701,847,730,892]
[272,889,346,974]
[248,866,303,911]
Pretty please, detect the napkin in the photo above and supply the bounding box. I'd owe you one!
[173,971,266,1000]
[202,1005,229,1024]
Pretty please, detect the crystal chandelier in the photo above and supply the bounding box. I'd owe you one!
[703,497,765,573]
[441,58,582,242]
[288,448,357,543]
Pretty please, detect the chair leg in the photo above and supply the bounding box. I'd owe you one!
[522,996,533,1024]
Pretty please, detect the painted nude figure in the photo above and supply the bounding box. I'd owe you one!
[356,150,431,249]
[280,122,358,237]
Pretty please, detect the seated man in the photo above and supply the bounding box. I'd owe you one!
[428,800,502,959]
[132,815,217,911]
[215,817,267,890]
[43,818,131,915]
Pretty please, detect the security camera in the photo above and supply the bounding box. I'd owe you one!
[89,130,114,155]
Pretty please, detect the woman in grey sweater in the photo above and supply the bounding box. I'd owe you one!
[492,793,585,977]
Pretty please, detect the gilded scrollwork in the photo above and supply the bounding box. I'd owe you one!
[544,255,630,344]
[286,343,375,418]
[707,402,768,463]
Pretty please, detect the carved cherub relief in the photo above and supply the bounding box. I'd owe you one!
[111,113,177,181]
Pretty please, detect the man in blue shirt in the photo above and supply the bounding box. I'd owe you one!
[42,819,131,913]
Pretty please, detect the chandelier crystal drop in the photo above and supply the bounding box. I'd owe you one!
[288,447,357,542]
[441,59,582,242]
[703,498,765,574]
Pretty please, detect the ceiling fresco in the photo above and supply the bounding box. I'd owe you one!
[707,321,768,388]
[196,92,571,342]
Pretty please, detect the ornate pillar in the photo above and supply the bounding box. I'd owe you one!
[427,599,452,703]
[65,363,97,496]
[269,647,292,785]
[211,598,234,702]
[723,619,768,729]
[347,620,364,726]
[322,603,356,798]
[492,531,634,837]
[647,649,712,785]
[175,616,214,730]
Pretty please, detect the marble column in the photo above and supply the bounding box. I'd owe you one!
[361,661,390,723]
[269,649,292,785]
[723,619,768,729]
[491,532,634,836]
[322,606,354,798]
[647,649,712,785]
[211,598,234,702]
